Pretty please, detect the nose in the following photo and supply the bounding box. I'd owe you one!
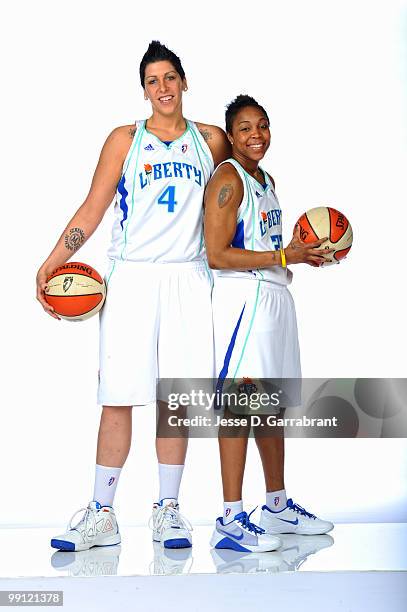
[157,78,168,93]
[250,127,262,139]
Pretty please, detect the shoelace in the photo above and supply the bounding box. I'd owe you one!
[150,504,193,534]
[235,508,265,535]
[68,505,98,544]
[289,500,316,519]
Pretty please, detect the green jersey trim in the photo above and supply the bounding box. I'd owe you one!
[232,280,261,380]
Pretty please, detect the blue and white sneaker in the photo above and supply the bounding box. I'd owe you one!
[210,510,282,553]
[50,501,121,552]
[150,499,192,549]
[260,499,334,535]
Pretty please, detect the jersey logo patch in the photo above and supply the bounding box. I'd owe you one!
[144,143,154,151]
[144,163,153,185]
[181,144,188,153]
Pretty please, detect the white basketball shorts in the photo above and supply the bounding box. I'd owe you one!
[213,277,301,383]
[97,260,214,406]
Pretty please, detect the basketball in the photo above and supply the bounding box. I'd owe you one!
[295,207,353,266]
[44,262,106,321]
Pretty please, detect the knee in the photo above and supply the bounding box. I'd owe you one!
[102,405,132,424]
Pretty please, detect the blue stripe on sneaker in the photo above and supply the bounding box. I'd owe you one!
[214,537,250,553]
[164,538,192,549]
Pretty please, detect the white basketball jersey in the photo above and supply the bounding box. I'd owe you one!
[215,158,292,285]
[107,120,214,263]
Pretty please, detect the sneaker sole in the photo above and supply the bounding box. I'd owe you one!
[50,534,121,552]
[163,538,192,549]
[261,524,334,536]
[210,532,280,553]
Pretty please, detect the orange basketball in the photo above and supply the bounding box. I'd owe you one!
[295,207,353,266]
[44,262,106,321]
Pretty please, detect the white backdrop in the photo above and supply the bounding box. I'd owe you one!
[1,0,406,527]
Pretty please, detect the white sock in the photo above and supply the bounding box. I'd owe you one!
[266,489,287,511]
[223,500,243,523]
[158,463,184,502]
[93,464,122,507]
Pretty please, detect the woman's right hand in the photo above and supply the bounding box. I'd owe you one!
[285,224,334,267]
[36,266,61,320]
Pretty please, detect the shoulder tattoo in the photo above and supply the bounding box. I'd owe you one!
[218,183,234,208]
[128,127,136,139]
[64,227,85,252]
[199,128,212,142]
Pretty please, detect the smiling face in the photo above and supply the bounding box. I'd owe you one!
[143,60,187,116]
[229,106,270,164]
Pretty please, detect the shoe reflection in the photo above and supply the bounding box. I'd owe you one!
[51,544,121,577]
[211,534,334,573]
[150,541,193,575]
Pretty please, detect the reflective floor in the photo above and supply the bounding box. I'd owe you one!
[0,523,406,578]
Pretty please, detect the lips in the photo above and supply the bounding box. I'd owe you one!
[158,95,174,104]
[248,143,264,150]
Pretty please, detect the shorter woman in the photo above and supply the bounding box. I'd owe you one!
[204,95,334,553]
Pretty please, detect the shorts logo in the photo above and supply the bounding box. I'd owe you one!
[181,144,188,153]
[274,496,280,507]
[238,377,257,395]
[108,477,115,486]
[63,276,73,292]
[144,143,154,151]
[225,508,231,517]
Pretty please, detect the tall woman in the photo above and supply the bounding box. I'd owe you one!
[36,41,229,552]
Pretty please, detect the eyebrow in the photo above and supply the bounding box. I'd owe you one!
[238,118,268,124]
[146,71,177,79]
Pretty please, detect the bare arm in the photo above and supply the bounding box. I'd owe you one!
[204,164,282,270]
[36,125,135,318]
[204,164,333,271]
[196,122,231,167]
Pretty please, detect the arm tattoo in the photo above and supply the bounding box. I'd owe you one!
[218,184,234,208]
[199,128,212,142]
[128,127,136,139]
[64,227,85,251]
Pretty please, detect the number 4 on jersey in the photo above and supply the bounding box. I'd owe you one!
[158,186,177,213]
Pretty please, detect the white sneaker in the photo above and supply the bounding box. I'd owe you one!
[50,501,121,552]
[150,499,192,549]
[260,499,334,535]
[210,510,282,553]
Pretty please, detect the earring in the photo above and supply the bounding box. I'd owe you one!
[144,95,148,100]
[184,87,188,92]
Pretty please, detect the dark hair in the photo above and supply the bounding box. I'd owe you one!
[225,94,270,134]
[139,40,186,87]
